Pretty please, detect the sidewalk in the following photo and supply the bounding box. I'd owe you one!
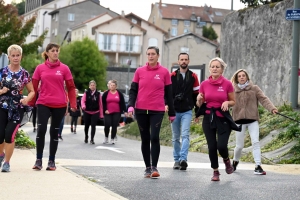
[0,149,127,200]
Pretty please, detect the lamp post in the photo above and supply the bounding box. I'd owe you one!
[126,25,134,95]
[42,11,48,52]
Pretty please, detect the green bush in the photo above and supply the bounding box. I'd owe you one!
[15,129,35,148]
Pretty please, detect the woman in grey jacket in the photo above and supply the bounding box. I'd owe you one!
[231,69,277,175]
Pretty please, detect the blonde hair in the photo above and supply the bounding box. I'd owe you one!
[110,79,117,86]
[89,80,96,86]
[231,69,251,85]
[208,57,227,71]
[7,44,22,56]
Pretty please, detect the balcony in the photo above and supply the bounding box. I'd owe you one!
[98,42,142,54]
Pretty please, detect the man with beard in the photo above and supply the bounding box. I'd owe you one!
[167,53,199,170]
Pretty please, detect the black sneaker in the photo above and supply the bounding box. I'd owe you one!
[144,167,152,178]
[254,165,266,175]
[173,162,180,170]
[46,160,56,171]
[90,140,95,145]
[232,160,239,171]
[179,160,188,170]
[32,159,43,170]
[33,127,36,132]
[84,136,88,143]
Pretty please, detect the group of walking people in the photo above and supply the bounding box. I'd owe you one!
[0,44,277,183]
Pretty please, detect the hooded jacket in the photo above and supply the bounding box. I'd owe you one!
[232,81,276,122]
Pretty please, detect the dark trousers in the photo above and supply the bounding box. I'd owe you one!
[36,105,66,160]
[71,116,79,128]
[84,112,99,141]
[0,108,24,144]
[135,113,164,168]
[32,106,37,128]
[104,112,121,139]
[202,114,232,169]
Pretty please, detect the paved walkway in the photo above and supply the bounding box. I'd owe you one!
[0,149,127,200]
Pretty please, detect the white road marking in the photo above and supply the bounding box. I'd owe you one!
[95,146,125,153]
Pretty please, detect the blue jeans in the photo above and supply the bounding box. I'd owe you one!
[171,110,192,162]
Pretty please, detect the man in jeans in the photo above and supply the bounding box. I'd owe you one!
[168,53,199,170]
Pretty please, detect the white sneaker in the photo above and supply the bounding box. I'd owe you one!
[103,137,108,144]
[111,139,115,144]
[115,135,118,141]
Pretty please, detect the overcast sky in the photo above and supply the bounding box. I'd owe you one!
[4,0,246,20]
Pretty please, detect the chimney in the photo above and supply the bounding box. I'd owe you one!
[121,10,125,17]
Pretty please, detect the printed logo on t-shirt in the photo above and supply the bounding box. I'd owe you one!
[154,74,160,80]
[115,96,119,99]
[217,86,224,92]
[56,71,62,75]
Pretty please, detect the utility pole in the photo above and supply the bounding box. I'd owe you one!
[126,25,134,95]
[290,0,300,108]
[231,0,233,11]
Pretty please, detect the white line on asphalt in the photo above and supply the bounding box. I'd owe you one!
[95,146,125,153]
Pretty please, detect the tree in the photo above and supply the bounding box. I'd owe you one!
[59,37,108,92]
[0,0,47,55]
[202,26,218,41]
[11,0,25,15]
[240,0,283,7]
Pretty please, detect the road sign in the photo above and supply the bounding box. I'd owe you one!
[286,9,300,20]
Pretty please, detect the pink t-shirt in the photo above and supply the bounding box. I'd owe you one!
[199,76,234,117]
[133,63,171,111]
[33,62,73,107]
[107,92,121,113]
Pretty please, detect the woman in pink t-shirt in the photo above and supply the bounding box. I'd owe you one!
[101,80,126,144]
[195,57,235,181]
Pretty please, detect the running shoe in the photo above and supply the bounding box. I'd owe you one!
[32,159,43,170]
[150,167,160,178]
[103,137,108,144]
[1,162,10,172]
[90,140,95,145]
[0,153,4,168]
[223,158,234,174]
[111,139,115,145]
[46,160,56,171]
[232,160,239,171]
[144,167,152,178]
[254,165,266,175]
[211,170,220,181]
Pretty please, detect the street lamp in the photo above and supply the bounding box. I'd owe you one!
[126,25,134,95]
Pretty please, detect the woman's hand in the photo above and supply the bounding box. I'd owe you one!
[105,110,110,114]
[194,117,200,123]
[272,109,278,114]
[221,101,230,111]
[70,108,76,112]
[165,105,169,112]
[196,93,204,107]
[0,87,9,95]
[20,98,29,105]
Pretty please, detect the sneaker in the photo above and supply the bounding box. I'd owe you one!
[150,167,160,179]
[111,139,115,144]
[232,160,239,171]
[223,158,234,174]
[173,161,180,170]
[32,159,43,170]
[33,127,36,132]
[1,162,10,172]
[74,129,76,134]
[58,135,63,141]
[90,140,95,145]
[84,136,88,143]
[254,165,266,175]
[179,160,188,170]
[71,127,73,132]
[0,153,4,168]
[103,137,108,144]
[115,135,118,142]
[46,160,56,171]
[211,170,220,181]
[144,167,152,178]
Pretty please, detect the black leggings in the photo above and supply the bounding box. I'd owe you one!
[84,112,99,141]
[36,105,66,161]
[32,106,37,128]
[202,114,232,169]
[104,112,121,139]
[0,108,24,144]
[71,116,78,128]
[135,113,164,168]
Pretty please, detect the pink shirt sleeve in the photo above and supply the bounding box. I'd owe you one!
[132,68,139,83]
[99,93,104,118]
[81,92,86,109]
[164,70,172,85]
[32,65,41,80]
[64,65,73,80]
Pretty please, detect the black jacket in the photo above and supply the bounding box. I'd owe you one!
[102,89,126,115]
[85,89,100,111]
[170,69,199,113]
[68,96,81,117]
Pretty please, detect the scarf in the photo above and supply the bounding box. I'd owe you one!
[208,75,224,85]
[238,81,249,89]
[45,59,61,68]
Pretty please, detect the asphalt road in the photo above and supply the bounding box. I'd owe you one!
[21,123,300,200]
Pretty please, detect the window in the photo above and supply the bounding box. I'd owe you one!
[71,0,77,4]
[126,36,134,52]
[171,19,178,26]
[184,20,190,26]
[180,47,189,54]
[68,13,75,21]
[171,27,177,36]
[103,34,112,50]
[198,22,207,27]
[131,18,137,24]
[148,38,158,47]
[184,28,189,33]
[52,14,56,20]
